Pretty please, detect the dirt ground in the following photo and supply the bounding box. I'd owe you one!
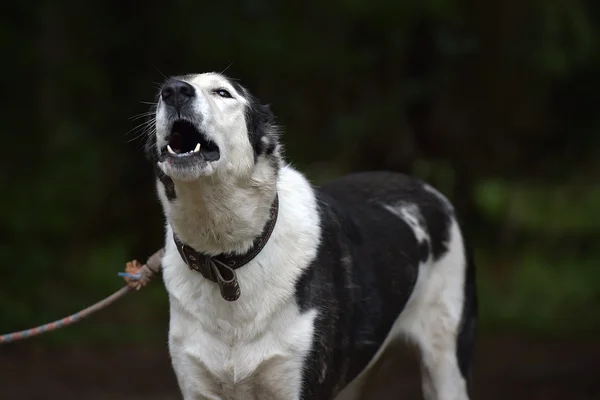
[1,335,598,399]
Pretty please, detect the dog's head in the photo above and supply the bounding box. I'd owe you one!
[145,72,280,183]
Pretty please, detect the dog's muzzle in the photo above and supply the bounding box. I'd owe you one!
[156,81,221,171]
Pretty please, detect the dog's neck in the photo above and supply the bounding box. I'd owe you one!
[161,164,279,256]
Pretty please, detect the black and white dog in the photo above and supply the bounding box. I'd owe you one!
[144,72,477,400]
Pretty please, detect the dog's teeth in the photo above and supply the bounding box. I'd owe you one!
[167,145,176,155]
[193,143,201,153]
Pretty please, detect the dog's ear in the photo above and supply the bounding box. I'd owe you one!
[246,101,279,158]
[258,103,276,136]
[260,103,274,122]
[260,104,279,156]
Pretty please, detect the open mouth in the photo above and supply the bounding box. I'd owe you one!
[162,120,220,162]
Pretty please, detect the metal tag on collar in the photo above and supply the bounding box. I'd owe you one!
[209,259,241,301]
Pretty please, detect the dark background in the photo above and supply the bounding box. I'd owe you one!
[1,0,599,399]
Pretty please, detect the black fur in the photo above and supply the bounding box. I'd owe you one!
[225,77,278,160]
[157,168,176,201]
[294,172,473,399]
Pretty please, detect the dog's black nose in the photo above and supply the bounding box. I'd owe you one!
[161,80,195,109]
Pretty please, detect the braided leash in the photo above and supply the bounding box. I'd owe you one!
[0,249,164,345]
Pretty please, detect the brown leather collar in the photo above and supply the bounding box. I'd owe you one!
[173,194,279,301]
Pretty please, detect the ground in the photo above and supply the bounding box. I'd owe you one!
[1,335,598,399]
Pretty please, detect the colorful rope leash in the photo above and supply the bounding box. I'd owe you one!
[0,249,164,345]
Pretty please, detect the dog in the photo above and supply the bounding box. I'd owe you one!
[143,72,477,400]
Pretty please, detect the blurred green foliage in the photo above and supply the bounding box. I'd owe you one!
[0,0,599,344]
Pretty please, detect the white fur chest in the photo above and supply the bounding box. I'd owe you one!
[161,167,321,400]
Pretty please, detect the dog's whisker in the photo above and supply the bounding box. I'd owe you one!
[220,62,234,76]
[127,131,153,144]
[127,118,156,133]
[128,126,156,143]
[152,63,168,80]
[126,119,156,140]
[133,128,157,148]
[129,112,156,121]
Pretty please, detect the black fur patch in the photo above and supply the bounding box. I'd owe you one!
[294,172,459,399]
[228,80,246,99]
[265,141,277,156]
[246,102,276,159]
[222,76,278,160]
[157,168,176,200]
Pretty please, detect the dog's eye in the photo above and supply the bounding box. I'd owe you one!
[213,89,232,98]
